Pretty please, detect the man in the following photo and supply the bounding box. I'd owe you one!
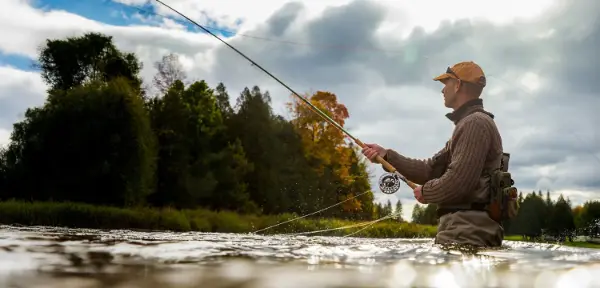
[362,61,505,247]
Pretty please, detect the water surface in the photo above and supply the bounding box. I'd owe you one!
[0,225,599,287]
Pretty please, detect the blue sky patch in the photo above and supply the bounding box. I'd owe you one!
[0,53,39,72]
[30,0,240,37]
[1,0,242,70]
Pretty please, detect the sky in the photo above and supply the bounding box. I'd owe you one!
[0,0,599,222]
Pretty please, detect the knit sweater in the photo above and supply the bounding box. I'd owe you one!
[383,99,503,205]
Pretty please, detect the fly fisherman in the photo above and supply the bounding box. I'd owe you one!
[362,61,506,247]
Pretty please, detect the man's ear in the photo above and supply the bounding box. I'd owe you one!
[454,79,462,93]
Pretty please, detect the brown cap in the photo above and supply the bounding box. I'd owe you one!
[433,61,486,87]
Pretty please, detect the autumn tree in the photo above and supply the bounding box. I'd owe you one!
[287,91,373,219]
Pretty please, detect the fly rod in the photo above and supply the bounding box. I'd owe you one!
[153,0,417,194]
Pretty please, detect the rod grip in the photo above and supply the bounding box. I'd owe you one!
[355,140,419,189]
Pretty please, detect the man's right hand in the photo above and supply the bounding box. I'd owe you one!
[361,143,387,163]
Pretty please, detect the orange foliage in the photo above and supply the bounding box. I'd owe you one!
[572,205,583,215]
[340,193,362,212]
[286,91,353,184]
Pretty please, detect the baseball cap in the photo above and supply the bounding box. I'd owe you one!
[433,61,486,87]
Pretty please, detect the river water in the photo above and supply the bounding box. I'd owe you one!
[0,225,599,288]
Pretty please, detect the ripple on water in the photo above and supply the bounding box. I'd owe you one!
[0,225,599,287]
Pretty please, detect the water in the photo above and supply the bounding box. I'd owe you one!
[0,225,599,287]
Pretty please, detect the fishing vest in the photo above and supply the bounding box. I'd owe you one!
[432,109,518,223]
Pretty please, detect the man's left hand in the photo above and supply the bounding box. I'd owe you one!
[413,186,426,204]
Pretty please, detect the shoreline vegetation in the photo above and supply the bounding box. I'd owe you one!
[0,200,436,238]
[1,200,598,249]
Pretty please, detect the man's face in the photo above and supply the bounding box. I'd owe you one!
[441,78,458,108]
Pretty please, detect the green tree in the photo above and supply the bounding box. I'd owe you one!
[229,86,289,214]
[147,80,255,211]
[395,200,403,222]
[215,82,234,119]
[411,204,423,223]
[580,200,600,236]
[511,192,546,239]
[37,32,142,93]
[0,78,156,206]
[547,194,575,240]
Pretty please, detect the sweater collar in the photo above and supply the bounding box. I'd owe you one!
[445,98,494,124]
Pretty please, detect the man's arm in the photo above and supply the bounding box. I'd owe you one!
[421,116,491,204]
[381,146,448,185]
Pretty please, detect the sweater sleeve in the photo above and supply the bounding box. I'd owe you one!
[421,116,491,204]
[381,146,447,185]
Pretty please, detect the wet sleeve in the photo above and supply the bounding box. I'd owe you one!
[421,117,491,204]
[381,146,446,185]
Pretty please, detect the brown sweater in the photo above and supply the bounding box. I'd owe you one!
[383,99,503,205]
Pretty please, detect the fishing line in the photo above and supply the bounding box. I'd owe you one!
[282,211,400,237]
[252,190,372,234]
[343,212,401,237]
[100,0,405,54]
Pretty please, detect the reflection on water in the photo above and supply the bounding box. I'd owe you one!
[0,225,599,287]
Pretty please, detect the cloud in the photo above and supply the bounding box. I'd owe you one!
[0,66,47,130]
[0,0,599,222]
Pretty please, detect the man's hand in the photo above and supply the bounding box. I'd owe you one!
[361,143,387,163]
[413,186,426,204]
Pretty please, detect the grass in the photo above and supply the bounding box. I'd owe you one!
[0,200,437,238]
[504,235,600,249]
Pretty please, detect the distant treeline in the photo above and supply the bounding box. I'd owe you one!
[412,191,600,239]
[0,32,393,222]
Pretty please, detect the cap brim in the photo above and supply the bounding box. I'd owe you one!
[433,73,454,82]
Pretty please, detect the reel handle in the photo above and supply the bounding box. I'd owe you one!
[355,140,419,190]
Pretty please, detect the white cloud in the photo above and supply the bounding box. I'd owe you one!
[0,66,47,130]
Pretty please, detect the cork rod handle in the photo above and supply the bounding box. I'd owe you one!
[354,139,419,189]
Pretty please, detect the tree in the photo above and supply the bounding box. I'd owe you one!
[37,32,142,93]
[147,80,256,211]
[286,91,370,219]
[395,200,404,222]
[411,204,437,225]
[152,53,187,95]
[580,200,600,236]
[412,204,423,223]
[547,194,575,240]
[0,78,156,206]
[510,192,546,240]
[215,82,234,118]
[287,91,350,171]
[228,86,289,214]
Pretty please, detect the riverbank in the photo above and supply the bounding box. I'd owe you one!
[0,200,436,238]
[503,235,600,249]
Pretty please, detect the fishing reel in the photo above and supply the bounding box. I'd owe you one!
[378,172,402,194]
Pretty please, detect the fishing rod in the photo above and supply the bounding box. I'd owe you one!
[152,0,418,194]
